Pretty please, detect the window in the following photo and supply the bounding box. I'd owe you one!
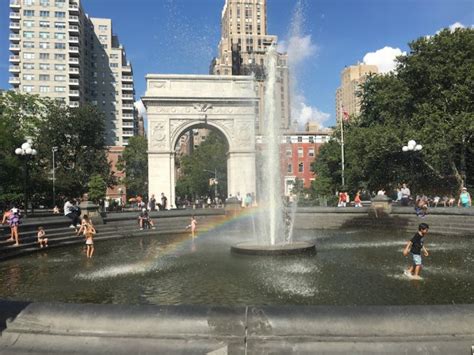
[39,53,49,59]
[55,0,65,6]
[54,11,66,18]
[23,63,35,69]
[287,164,292,173]
[54,64,65,71]
[23,31,34,38]
[39,10,49,17]
[98,25,108,31]
[39,74,49,81]
[40,0,49,5]
[39,86,50,93]
[23,41,35,48]
[110,54,118,59]
[39,31,50,39]
[286,136,291,143]
[297,136,303,142]
[298,148,304,157]
[39,63,50,70]
[309,136,314,143]
[286,149,292,157]
[99,35,107,42]
[54,86,66,92]
[54,22,65,29]
[23,20,34,27]
[54,32,66,39]
[54,75,66,81]
[102,44,108,49]
[298,162,304,173]
[39,42,50,49]
[23,85,34,92]
[23,74,35,81]
[39,21,50,28]
[110,63,118,68]
[23,52,35,59]
[54,53,65,60]
[23,0,35,4]
[23,10,35,16]
[55,43,66,49]
[309,148,315,157]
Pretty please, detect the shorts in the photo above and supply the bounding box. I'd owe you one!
[86,239,94,245]
[411,253,422,266]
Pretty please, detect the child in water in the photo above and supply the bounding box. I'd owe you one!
[186,215,197,238]
[84,219,96,258]
[37,226,48,248]
[403,223,430,280]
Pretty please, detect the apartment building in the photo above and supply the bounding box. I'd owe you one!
[335,63,378,124]
[8,0,137,146]
[211,0,291,133]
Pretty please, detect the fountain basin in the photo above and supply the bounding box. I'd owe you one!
[231,241,316,256]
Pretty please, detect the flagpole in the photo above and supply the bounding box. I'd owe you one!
[340,109,345,188]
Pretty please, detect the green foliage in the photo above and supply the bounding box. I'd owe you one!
[88,174,107,202]
[315,28,474,196]
[176,130,228,199]
[116,136,148,198]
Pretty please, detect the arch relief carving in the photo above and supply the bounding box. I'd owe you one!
[150,120,167,149]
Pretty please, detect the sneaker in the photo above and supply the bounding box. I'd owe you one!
[69,225,76,228]
[140,228,143,230]
[152,226,156,229]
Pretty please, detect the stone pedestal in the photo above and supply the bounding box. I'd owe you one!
[370,195,392,217]
[225,197,241,217]
[79,200,103,223]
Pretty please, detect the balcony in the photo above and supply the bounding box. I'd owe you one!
[69,25,79,33]
[9,65,20,73]
[122,65,132,73]
[122,104,134,110]
[69,15,79,23]
[9,0,20,8]
[122,122,135,127]
[69,78,79,86]
[68,36,79,44]
[9,55,20,62]
[122,114,134,119]
[69,3,80,13]
[9,22,20,30]
[122,130,135,137]
[122,84,134,91]
[69,90,80,97]
[9,76,20,84]
[9,12,20,20]
[9,33,20,41]
[122,76,133,82]
[9,43,20,52]
[122,94,134,99]
[69,101,80,108]
[68,57,79,65]
[68,67,80,75]
[69,45,79,54]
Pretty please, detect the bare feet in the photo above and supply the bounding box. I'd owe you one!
[6,238,14,241]
[14,243,19,246]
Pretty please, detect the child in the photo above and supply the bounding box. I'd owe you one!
[138,208,156,230]
[84,219,96,258]
[3,207,21,246]
[403,223,430,279]
[37,226,48,248]
[186,215,197,238]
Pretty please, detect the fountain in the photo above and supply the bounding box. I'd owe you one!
[231,45,316,256]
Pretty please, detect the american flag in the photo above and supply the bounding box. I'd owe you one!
[342,105,349,121]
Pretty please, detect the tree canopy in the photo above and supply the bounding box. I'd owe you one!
[116,135,148,198]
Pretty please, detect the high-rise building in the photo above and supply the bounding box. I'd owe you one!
[8,0,137,146]
[335,63,378,123]
[211,0,290,132]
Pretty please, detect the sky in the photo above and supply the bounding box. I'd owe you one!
[0,0,472,128]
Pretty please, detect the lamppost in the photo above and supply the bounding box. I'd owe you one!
[15,139,37,216]
[203,169,218,199]
[118,187,124,210]
[52,146,58,208]
[402,140,422,188]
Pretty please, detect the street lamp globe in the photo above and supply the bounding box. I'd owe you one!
[21,142,31,151]
[15,148,22,155]
[414,144,422,151]
[402,146,409,152]
[407,140,416,150]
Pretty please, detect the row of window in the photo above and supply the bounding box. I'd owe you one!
[23,0,66,6]
[23,52,65,60]
[22,74,67,81]
[286,148,315,157]
[23,31,67,39]
[23,62,66,70]
[22,20,67,29]
[287,162,315,174]
[22,85,66,93]
[23,10,66,17]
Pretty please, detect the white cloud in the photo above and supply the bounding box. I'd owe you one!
[363,46,406,74]
[134,99,147,119]
[278,34,317,67]
[448,22,465,32]
[292,94,330,130]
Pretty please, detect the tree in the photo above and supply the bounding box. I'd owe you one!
[116,136,148,198]
[88,174,107,202]
[176,130,228,199]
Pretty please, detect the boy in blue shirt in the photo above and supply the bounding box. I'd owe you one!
[403,223,430,280]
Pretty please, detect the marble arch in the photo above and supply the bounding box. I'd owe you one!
[142,74,258,208]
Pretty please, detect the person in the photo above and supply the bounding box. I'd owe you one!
[403,223,430,279]
[354,191,362,207]
[337,191,346,207]
[244,193,252,208]
[377,188,386,196]
[160,193,168,211]
[414,195,428,217]
[186,215,197,238]
[2,207,21,246]
[396,187,403,203]
[53,205,60,214]
[77,214,94,238]
[64,198,80,229]
[400,183,411,206]
[84,219,96,258]
[37,226,48,248]
[448,195,456,207]
[138,208,155,230]
[431,196,440,208]
[458,187,471,208]
[149,194,156,211]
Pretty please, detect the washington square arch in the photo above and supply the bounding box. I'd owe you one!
[142,74,258,208]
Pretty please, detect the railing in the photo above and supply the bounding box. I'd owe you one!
[9,55,20,61]
[122,76,133,81]
[9,65,20,71]
[10,0,20,7]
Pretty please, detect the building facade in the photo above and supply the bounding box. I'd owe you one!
[211,0,290,132]
[335,63,378,123]
[8,0,137,146]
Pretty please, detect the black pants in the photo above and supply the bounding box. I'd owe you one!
[66,212,80,227]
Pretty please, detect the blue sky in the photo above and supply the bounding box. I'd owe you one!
[1,0,472,127]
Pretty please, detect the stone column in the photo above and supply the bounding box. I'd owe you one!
[227,151,256,199]
[148,152,173,210]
